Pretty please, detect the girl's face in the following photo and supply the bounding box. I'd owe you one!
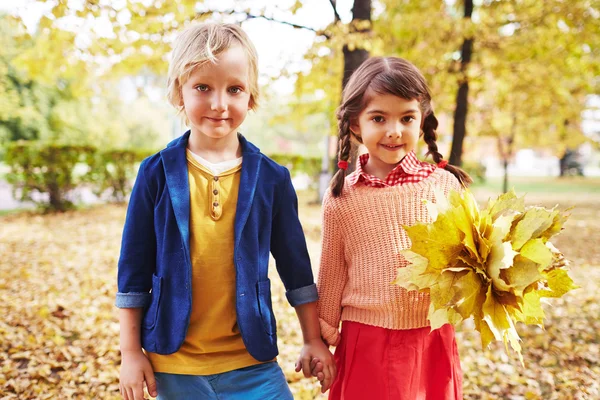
[351,90,422,175]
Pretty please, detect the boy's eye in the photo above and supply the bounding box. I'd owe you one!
[228,87,242,94]
[195,84,209,92]
[372,116,385,123]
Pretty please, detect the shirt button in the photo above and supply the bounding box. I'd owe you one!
[213,176,219,181]
[213,189,218,195]
[213,202,219,207]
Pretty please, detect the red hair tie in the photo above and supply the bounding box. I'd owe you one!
[437,160,448,168]
[337,160,349,170]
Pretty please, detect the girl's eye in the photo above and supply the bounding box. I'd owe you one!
[195,84,209,92]
[228,87,242,94]
[402,116,416,123]
[372,116,385,123]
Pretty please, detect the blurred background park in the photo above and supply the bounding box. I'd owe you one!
[0,0,599,399]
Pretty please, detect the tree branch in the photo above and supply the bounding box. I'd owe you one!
[328,0,341,22]
[196,10,330,38]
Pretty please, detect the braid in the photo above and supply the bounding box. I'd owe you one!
[422,112,473,187]
[422,113,443,163]
[331,111,353,197]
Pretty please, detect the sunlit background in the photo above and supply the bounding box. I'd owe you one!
[1,1,599,399]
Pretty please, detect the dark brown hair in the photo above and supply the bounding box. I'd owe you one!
[330,57,472,197]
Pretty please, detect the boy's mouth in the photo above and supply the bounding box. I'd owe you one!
[206,117,229,123]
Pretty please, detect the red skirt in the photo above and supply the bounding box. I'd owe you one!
[329,321,463,400]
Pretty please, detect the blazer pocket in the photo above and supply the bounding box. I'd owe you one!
[256,279,276,335]
[142,274,162,329]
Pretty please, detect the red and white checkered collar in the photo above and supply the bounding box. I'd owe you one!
[347,151,436,187]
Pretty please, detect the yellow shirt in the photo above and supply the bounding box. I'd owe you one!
[148,150,264,374]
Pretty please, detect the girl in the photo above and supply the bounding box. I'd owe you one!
[317,57,472,399]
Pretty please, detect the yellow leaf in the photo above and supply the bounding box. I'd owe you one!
[452,270,487,319]
[483,189,524,221]
[502,318,524,366]
[539,207,571,240]
[428,303,450,330]
[487,241,518,292]
[395,250,437,290]
[520,238,553,267]
[488,214,514,244]
[482,286,511,341]
[539,269,579,298]
[509,291,545,325]
[429,270,465,310]
[478,319,497,350]
[446,190,480,262]
[503,255,544,297]
[510,207,556,250]
[403,212,463,272]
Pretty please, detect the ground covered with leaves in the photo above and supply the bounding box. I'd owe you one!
[1,190,599,399]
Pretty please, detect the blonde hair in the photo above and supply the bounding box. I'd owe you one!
[167,22,259,118]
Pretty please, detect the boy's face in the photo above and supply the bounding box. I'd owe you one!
[180,44,252,141]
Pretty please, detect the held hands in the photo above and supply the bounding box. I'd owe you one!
[295,338,337,393]
[119,350,157,400]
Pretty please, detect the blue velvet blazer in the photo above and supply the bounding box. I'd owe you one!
[115,131,317,361]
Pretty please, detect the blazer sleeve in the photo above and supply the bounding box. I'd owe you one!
[115,159,156,308]
[270,167,318,307]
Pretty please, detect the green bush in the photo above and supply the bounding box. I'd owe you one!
[269,154,322,180]
[90,149,153,203]
[5,142,96,211]
[462,161,487,184]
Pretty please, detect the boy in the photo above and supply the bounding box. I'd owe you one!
[116,22,334,400]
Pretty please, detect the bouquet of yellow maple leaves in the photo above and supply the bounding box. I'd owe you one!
[393,189,578,364]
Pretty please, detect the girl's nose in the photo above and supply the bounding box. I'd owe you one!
[386,122,403,138]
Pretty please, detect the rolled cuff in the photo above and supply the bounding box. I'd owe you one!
[115,292,151,308]
[286,283,318,307]
[319,318,341,347]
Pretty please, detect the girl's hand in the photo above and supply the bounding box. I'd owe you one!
[294,338,337,393]
[119,350,157,400]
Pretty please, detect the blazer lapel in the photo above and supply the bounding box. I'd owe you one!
[235,135,261,248]
[161,133,191,257]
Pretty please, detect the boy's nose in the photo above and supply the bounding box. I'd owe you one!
[211,94,227,112]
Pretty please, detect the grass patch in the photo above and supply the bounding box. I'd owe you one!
[472,176,600,194]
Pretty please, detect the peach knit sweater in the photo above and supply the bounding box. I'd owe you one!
[317,168,463,346]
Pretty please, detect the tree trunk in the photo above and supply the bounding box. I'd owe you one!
[449,0,474,167]
[502,156,509,194]
[340,0,371,173]
[502,113,517,193]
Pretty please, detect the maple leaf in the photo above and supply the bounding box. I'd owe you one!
[394,189,577,364]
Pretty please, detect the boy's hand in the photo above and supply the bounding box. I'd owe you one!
[294,338,336,393]
[119,350,157,400]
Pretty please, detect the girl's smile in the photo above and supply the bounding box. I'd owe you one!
[380,143,405,151]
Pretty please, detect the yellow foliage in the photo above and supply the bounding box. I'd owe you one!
[394,189,578,364]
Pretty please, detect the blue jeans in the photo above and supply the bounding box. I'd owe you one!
[154,361,294,400]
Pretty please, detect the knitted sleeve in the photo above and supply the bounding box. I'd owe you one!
[316,192,347,346]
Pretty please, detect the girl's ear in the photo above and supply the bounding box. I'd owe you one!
[350,121,361,138]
